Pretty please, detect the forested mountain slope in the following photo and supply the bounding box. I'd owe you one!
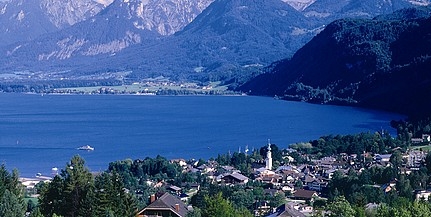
[239,7,431,117]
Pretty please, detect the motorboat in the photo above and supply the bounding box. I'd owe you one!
[77,145,94,151]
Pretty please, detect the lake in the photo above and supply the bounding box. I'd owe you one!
[0,94,405,177]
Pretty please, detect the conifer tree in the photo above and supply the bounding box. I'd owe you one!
[39,155,95,217]
[0,165,26,217]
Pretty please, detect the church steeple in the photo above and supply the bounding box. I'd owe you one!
[265,139,272,170]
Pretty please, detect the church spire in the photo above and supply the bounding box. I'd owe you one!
[265,139,272,170]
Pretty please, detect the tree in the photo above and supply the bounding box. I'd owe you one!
[230,189,254,210]
[202,193,236,217]
[38,176,65,216]
[186,208,202,217]
[0,165,26,217]
[94,171,137,217]
[425,152,431,175]
[390,150,403,173]
[28,208,44,217]
[201,193,252,217]
[327,196,356,217]
[268,192,285,208]
[60,155,95,217]
[39,155,95,217]
[410,201,431,217]
[27,199,36,213]
[396,175,413,200]
[0,189,26,217]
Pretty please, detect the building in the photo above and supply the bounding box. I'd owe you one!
[266,203,306,217]
[416,190,431,201]
[221,172,249,184]
[293,189,318,201]
[167,185,182,195]
[266,140,273,170]
[137,192,191,217]
[375,154,392,163]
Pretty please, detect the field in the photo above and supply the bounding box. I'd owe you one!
[54,81,229,94]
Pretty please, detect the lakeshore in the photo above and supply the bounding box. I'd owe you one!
[0,94,405,177]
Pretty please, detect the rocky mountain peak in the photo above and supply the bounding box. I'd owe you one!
[106,0,214,35]
[40,0,108,28]
[282,0,316,11]
[0,0,110,46]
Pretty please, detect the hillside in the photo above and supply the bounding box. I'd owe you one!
[239,7,431,117]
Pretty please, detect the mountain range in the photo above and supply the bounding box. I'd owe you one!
[0,0,429,85]
[0,0,109,46]
[239,6,431,117]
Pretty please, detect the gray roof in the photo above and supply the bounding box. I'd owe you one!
[294,189,317,199]
[225,173,249,181]
[168,185,182,191]
[267,203,306,217]
[141,192,189,217]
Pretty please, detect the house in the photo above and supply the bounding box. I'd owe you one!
[415,190,431,201]
[221,173,249,184]
[221,165,236,172]
[167,185,182,195]
[423,134,431,143]
[375,154,392,163]
[406,150,426,167]
[266,203,306,217]
[254,201,271,216]
[411,134,431,144]
[411,138,424,144]
[381,181,396,193]
[306,179,326,192]
[154,181,165,188]
[323,169,336,179]
[293,189,318,201]
[282,184,295,194]
[181,183,200,191]
[197,164,216,174]
[285,175,297,184]
[170,159,187,167]
[264,188,279,197]
[296,204,313,214]
[136,192,191,217]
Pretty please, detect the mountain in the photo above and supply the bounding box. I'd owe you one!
[105,0,314,82]
[0,0,108,46]
[0,0,313,82]
[86,0,431,84]
[239,6,431,117]
[0,0,429,86]
[121,0,213,36]
[0,0,213,78]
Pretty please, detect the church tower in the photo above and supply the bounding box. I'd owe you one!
[265,140,272,170]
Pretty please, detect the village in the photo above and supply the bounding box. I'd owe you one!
[18,134,431,217]
[137,133,431,216]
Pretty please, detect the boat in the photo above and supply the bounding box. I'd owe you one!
[77,145,94,151]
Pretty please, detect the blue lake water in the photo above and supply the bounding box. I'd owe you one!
[0,94,405,177]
